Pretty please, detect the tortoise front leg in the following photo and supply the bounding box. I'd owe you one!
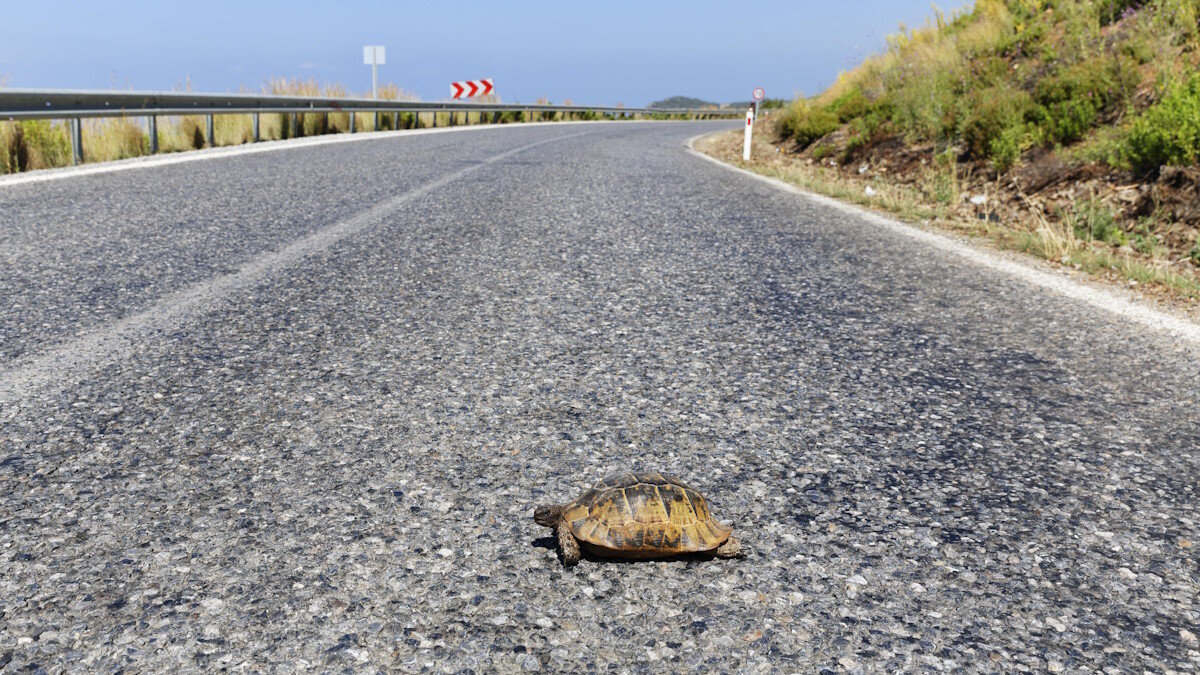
[714,536,747,559]
[556,522,581,567]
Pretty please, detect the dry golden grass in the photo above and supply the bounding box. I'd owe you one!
[81,117,146,162]
[1,120,71,172]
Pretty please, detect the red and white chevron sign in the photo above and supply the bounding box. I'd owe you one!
[450,78,494,99]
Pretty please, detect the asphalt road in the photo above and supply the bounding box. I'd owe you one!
[1,121,1198,673]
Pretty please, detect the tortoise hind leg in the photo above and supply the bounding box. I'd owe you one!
[714,536,747,559]
[556,522,581,567]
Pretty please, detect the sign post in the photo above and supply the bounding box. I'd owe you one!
[744,87,765,161]
[363,45,386,99]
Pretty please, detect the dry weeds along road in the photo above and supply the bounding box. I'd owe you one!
[1,122,1198,673]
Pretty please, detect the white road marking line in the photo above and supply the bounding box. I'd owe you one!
[685,133,1200,347]
[0,132,590,404]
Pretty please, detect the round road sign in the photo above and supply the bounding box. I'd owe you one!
[752,87,765,101]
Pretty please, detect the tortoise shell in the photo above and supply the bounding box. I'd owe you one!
[561,472,733,557]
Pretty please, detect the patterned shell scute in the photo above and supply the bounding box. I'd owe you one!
[565,472,733,554]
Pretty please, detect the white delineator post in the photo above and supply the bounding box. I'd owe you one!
[743,106,755,161]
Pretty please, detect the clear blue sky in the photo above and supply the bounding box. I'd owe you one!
[0,1,971,106]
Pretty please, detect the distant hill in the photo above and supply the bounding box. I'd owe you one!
[648,96,720,110]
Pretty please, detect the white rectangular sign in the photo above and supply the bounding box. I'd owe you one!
[363,46,385,65]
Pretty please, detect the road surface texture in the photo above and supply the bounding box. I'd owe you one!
[1,122,1198,673]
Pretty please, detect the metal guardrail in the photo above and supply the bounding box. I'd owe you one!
[0,89,741,165]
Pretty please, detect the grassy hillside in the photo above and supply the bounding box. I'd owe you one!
[780,0,1199,175]
[751,0,1200,295]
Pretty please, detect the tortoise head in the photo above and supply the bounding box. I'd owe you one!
[533,505,563,528]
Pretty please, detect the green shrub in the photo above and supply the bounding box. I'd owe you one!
[843,130,869,159]
[922,150,960,204]
[3,120,71,172]
[1125,73,1200,173]
[1120,33,1157,64]
[840,99,895,140]
[1134,232,1161,255]
[959,85,1031,161]
[1030,58,1135,146]
[780,105,840,149]
[812,143,835,161]
[970,56,1012,87]
[1067,124,1134,169]
[1031,98,1099,145]
[1068,198,1125,245]
[887,68,962,141]
[829,89,872,123]
[989,123,1028,172]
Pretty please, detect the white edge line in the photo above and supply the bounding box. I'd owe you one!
[685,133,1200,347]
[0,119,699,188]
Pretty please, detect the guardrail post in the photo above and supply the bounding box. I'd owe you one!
[206,114,215,147]
[492,111,500,124]
[148,116,158,154]
[70,118,83,165]
[252,113,260,142]
[374,111,380,131]
[431,111,437,128]
[349,111,356,134]
[290,113,299,139]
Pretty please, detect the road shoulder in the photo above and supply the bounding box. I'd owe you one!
[687,131,1200,349]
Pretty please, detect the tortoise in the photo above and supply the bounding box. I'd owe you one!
[534,472,746,566]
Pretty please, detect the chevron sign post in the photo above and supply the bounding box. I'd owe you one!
[450,79,494,99]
